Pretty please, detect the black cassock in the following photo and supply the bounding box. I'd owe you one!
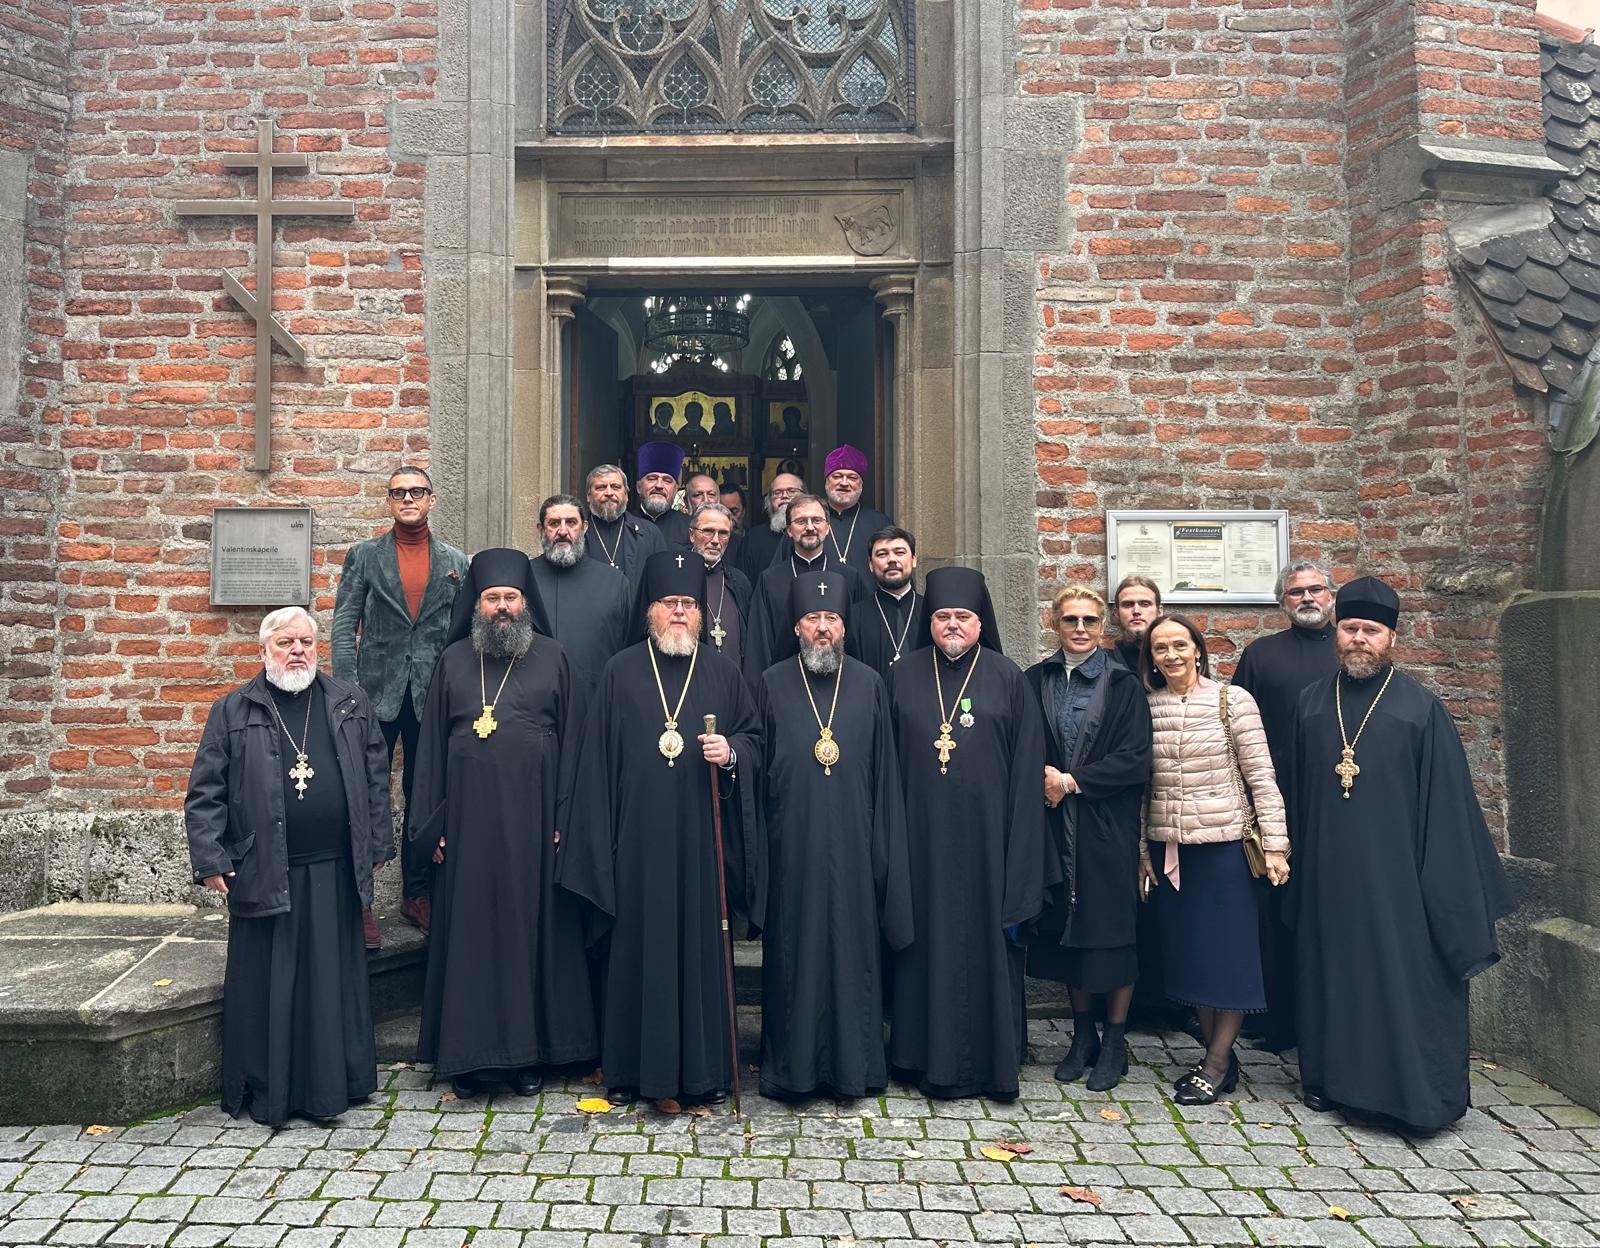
[744,554,871,685]
[755,656,913,1098]
[848,588,925,681]
[1284,666,1512,1131]
[887,645,1050,1099]
[528,554,632,699]
[409,637,597,1077]
[559,641,761,1100]
[1232,623,1337,1050]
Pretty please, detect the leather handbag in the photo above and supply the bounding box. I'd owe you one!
[1218,682,1268,879]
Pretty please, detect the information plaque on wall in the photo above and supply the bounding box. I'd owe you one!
[1106,510,1288,605]
[210,507,314,607]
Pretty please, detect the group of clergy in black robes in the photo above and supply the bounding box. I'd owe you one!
[190,452,1514,1130]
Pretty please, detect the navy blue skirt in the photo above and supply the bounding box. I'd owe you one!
[1151,841,1266,1012]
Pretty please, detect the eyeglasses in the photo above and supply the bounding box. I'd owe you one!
[659,597,698,612]
[791,517,826,529]
[388,486,431,501]
[1059,615,1101,628]
[693,527,731,539]
[1285,585,1329,598]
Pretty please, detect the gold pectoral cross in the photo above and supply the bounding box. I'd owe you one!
[288,753,314,799]
[934,723,956,775]
[474,704,498,739]
[1335,745,1359,798]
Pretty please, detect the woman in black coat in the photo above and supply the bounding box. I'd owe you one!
[1025,584,1152,1091]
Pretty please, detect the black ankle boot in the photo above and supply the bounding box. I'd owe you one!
[1086,1023,1129,1092]
[1053,1016,1100,1082]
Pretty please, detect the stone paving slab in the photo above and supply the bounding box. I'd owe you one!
[1,1021,1597,1247]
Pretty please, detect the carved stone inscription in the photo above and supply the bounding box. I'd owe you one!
[554,192,904,261]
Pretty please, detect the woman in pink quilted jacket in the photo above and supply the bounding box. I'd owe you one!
[1139,614,1290,1105]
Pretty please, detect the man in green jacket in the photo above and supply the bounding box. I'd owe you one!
[332,465,469,944]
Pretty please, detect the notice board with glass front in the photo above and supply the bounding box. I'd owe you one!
[1105,510,1288,605]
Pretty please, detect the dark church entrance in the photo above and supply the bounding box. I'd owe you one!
[564,285,893,512]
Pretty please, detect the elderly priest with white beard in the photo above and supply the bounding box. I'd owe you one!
[408,548,596,1099]
[185,606,392,1126]
[560,550,761,1108]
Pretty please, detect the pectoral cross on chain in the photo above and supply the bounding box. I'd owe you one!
[1334,746,1360,799]
[934,724,956,775]
[474,705,498,739]
[710,619,727,647]
[288,753,314,798]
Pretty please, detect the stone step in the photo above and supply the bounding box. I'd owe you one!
[0,902,426,1126]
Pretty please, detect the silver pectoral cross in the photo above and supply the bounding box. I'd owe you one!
[288,752,314,799]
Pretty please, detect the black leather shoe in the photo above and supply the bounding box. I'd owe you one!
[450,1074,478,1099]
[698,1088,728,1105]
[511,1069,543,1097]
[1175,1052,1239,1106]
[1302,1089,1332,1112]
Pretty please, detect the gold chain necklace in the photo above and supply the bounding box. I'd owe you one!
[647,638,700,766]
[474,650,517,738]
[932,646,981,775]
[1333,665,1396,798]
[796,653,844,775]
[267,686,316,799]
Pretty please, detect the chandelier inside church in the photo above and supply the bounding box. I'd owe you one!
[643,293,752,363]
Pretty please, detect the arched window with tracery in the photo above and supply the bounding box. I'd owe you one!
[548,0,915,135]
[763,332,803,382]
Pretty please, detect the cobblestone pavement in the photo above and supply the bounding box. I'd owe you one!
[3,1020,1597,1248]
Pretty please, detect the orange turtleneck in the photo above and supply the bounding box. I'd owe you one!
[394,522,430,620]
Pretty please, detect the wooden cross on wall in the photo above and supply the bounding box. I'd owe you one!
[176,119,355,471]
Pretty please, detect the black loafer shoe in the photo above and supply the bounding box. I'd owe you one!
[450,1074,478,1099]
[511,1069,543,1097]
[1302,1090,1332,1112]
[698,1088,728,1105]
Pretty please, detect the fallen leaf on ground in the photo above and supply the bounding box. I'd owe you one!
[1328,1206,1351,1220]
[581,1069,603,1085]
[1451,1195,1478,1208]
[576,1096,613,1114]
[903,1148,923,1158]
[152,979,173,987]
[655,1098,683,1115]
[439,1092,457,1103]
[84,1125,113,1137]
[1481,1062,1499,1070]
[992,1139,1033,1155]
[1098,1107,1123,1121]
[979,1146,1014,1161]
[688,1104,713,1117]
[1060,1185,1102,1207]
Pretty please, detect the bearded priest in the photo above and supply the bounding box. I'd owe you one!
[560,550,762,1107]
[408,548,595,1099]
[1284,576,1512,1131]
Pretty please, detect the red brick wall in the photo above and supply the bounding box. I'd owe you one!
[8,0,440,814]
[0,0,71,807]
[1023,0,1550,839]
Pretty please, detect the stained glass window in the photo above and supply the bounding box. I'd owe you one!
[548,0,914,134]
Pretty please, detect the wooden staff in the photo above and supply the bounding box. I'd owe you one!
[704,712,741,1116]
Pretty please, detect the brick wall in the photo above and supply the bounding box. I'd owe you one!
[0,0,71,811]
[1022,0,1550,840]
[14,0,440,819]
